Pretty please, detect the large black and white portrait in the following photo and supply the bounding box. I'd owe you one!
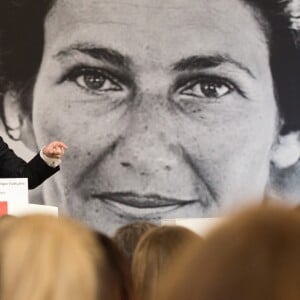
[0,0,300,234]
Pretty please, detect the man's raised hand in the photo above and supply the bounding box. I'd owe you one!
[43,141,68,159]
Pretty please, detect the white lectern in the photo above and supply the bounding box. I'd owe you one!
[0,178,58,216]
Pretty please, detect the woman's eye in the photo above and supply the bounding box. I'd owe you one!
[68,69,122,92]
[181,80,233,98]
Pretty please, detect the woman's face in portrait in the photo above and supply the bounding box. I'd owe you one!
[31,0,277,233]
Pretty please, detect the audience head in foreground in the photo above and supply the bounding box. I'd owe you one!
[0,214,16,231]
[132,225,201,300]
[113,221,158,265]
[0,215,104,300]
[157,205,300,300]
[94,231,135,300]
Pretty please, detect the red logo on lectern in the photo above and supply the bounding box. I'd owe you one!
[0,202,8,216]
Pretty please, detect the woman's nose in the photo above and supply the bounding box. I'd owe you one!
[95,98,200,199]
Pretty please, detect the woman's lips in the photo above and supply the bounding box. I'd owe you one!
[91,192,198,209]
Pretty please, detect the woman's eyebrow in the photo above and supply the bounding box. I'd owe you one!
[171,54,256,79]
[53,43,132,69]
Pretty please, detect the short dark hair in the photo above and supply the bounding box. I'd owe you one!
[0,0,299,133]
[248,0,300,133]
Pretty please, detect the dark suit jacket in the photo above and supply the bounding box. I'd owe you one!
[0,137,59,189]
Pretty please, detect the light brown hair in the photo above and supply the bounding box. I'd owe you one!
[158,205,300,300]
[95,232,136,300]
[132,225,201,300]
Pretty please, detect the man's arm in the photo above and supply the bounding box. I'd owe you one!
[0,137,31,179]
[25,141,67,188]
[0,137,67,189]
[22,154,60,189]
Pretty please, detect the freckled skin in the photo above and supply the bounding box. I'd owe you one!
[30,0,277,234]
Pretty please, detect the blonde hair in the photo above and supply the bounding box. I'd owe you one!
[0,215,16,235]
[0,215,104,300]
[131,226,201,300]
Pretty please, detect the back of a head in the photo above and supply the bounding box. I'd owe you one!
[132,225,201,300]
[157,205,300,300]
[113,221,158,265]
[0,215,104,300]
[0,215,16,234]
[95,232,135,300]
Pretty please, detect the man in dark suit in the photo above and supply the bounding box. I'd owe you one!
[0,137,67,189]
